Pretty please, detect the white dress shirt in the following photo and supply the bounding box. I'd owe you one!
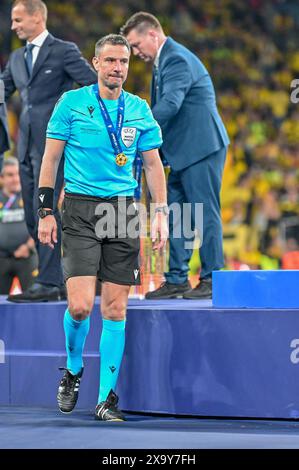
[154,38,167,68]
[25,29,49,67]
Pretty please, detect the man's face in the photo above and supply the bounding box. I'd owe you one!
[1,165,21,194]
[93,44,130,90]
[11,3,40,41]
[126,29,158,62]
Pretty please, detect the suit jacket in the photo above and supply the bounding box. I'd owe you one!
[152,37,229,171]
[0,103,10,170]
[0,73,10,169]
[1,33,97,162]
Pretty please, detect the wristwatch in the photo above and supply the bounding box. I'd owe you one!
[37,208,54,219]
[155,206,169,216]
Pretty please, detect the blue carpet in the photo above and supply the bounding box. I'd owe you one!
[1,407,299,449]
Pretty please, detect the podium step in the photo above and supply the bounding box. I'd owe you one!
[213,270,299,308]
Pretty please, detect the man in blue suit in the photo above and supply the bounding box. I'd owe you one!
[0,78,10,170]
[122,12,230,299]
[2,0,97,302]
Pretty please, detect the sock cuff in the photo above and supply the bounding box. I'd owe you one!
[64,309,90,327]
[102,318,126,331]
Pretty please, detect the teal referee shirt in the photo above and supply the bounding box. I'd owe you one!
[47,85,163,197]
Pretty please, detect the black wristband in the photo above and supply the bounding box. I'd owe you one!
[38,187,54,209]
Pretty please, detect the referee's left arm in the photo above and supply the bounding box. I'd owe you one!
[142,148,168,250]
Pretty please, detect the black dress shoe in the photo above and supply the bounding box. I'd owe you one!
[183,278,212,299]
[7,283,61,303]
[145,281,191,299]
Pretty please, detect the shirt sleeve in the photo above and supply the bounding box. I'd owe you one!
[46,93,71,141]
[137,100,163,152]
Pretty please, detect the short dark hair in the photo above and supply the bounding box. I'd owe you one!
[120,12,162,36]
[12,0,48,21]
[1,157,19,175]
[95,34,131,57]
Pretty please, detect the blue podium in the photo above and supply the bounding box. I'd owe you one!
[213,270,299,308]
[1,293,299,419]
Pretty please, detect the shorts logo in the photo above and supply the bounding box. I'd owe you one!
[121,127,136,148]
[134,269,139,279]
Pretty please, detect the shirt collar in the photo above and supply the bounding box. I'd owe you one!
[154,38,167,68]
[27,29,49,48]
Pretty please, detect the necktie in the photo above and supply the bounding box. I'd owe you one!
[25,43,35,76]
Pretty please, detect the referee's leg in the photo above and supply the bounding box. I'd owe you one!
[95,281,130,421]
[57,276,95,413]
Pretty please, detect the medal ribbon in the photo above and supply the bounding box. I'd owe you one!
[93,83,125,156]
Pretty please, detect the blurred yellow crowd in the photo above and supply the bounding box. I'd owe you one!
[1,0,298,274]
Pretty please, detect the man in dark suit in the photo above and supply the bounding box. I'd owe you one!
[122,12,230,299]
[1,0,97,302]
[0,78,10,170]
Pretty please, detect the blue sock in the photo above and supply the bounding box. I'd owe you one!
[98,318,126,403]
[63,308,90,375]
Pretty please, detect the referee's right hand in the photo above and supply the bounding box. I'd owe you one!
[38,215,58,250]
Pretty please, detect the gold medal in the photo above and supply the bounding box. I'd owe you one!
[115,153,128,166]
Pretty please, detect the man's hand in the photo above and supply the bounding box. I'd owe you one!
[151,212,168,250]
[38,215,58,249]
[14,244,30,259]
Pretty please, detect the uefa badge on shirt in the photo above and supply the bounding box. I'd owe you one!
[115,153,128,166]
[121,127,137,148]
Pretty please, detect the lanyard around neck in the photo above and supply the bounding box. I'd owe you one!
[92,84,125,156]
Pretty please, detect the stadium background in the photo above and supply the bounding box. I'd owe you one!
[1,0,298,292]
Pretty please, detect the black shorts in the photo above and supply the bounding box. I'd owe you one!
[61,193,141,285]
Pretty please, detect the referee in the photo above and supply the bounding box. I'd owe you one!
[37,34,168,421]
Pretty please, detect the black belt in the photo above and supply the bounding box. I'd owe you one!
[64,192,134,203]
